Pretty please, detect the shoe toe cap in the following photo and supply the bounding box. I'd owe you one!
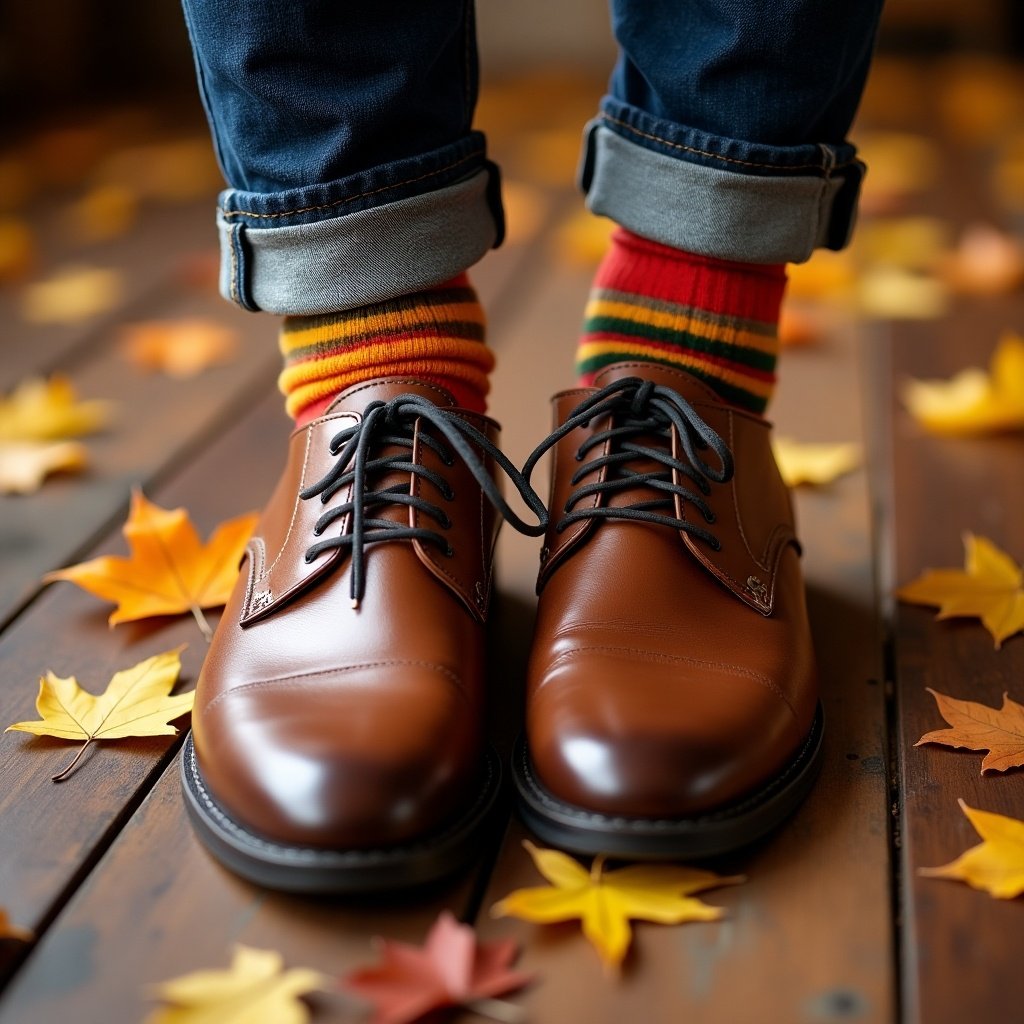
[527,645,808,818]
[193,664,480,850]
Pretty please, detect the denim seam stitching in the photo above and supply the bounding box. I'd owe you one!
[601,113,852,175]
[220,149,484,221]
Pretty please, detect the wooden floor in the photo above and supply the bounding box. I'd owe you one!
[1,63,1022,1023]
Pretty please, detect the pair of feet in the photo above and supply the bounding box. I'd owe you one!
[181,360,822,893]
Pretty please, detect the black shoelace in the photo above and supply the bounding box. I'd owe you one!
[522,377,735,550]
[300,394,548,607]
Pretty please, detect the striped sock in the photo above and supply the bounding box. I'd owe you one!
[576,229,786,414]
[279,274,494,426]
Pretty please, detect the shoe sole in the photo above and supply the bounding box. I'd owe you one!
[511,703,825,860]
[180,732,502,894]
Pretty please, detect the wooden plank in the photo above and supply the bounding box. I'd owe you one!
[0,281,279,629]
[876,306,1024,1024]
[475,250,894,1022]
[0,387,286,988]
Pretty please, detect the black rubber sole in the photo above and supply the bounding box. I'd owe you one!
[512,704,825,860]
[180,732,502,894]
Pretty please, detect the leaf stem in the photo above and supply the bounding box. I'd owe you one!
[464,997,528,1024]
[189,602,213,643]
[51,739,93,782]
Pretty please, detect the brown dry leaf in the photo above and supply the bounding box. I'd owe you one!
[30,125,107,188]
[942,224,1024,296]
[917,688,1024,774]
[0,441,88,494]
[0,376,111,442]
[771,438,861,487]
[902,332,1024,435]
[0,908,32,943]
[119,319,240,378]
[6,648,193,782]
[342,910,533,1024]
[896,533,1024,649]
[44,489,257,641]
[67,185,139,244]
[21,265,123,324]
[0,218,36,283]
[921,800,1024,899]
[145,945,326,1024]
[856,266,947,320]
[552,209,614,267]
[492,841,741,972]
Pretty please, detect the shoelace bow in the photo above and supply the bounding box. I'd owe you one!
[300,394,548,607]
[522,377,735,550]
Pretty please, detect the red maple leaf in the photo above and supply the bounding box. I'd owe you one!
[341,911,534,1024]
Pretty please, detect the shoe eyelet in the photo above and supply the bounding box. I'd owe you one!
[705,512,716,525]
[445,545,455,558]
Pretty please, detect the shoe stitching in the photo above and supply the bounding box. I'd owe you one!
[202,658,468,716]
[539,643,797,720]
[220,150,484,221]
[601,113,851,175]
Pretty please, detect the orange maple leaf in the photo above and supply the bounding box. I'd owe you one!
[896,533,1024,648]
[44,489,257,641]
[917,688,1024,773]
[119,319,239,379]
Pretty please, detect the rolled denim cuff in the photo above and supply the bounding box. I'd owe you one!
[580,107,864,264]
[216,138,504,314]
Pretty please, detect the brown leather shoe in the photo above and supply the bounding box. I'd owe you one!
[513,362,823,858]
[181,378,545,892]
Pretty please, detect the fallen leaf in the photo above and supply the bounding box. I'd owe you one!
[942,224,1024,296]
[785,249,857,303]
[342,910,533,1024]
[44,489,257,641]
[772,438,861,487]
[175,250,220,292]
[0,217,36,282]
[145,945,326,1024]
[0,376,112,442]
[896,533,1024,649]
[778,303,825,348]
[856,266,947,320]
[902,332,1024,435]
[939,59,1024,146]
[119,319,240,378]
[917,688,1024,773]
[0,908,32,943]
[94,138,222,204]
[30,125,106,189]
[492,841,741,971]
[6,648,193,782]
[855,132,937,213]
[21,265,123,324]
[67,184,139,244]
[0,441,88,494]
[920,800,1024,899]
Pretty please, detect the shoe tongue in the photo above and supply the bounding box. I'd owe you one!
[323,378,458,417]
[593,361,724,407]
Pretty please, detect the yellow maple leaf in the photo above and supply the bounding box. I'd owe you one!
[920,800,1024,899]
[119,319,240,378]
[896,533,1024,649]
[5,648,193,782]
[0,908,32,943]
[145,945,326,1024]
[0,376,111,442]
[0,441,88,494]
[21,265,123,324]
[856,266,948,320]
[491,841,742,972]
[902,332,1024,435]
[771,438,861,487]
[44,489,257,641]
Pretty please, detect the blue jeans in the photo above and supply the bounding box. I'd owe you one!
[181,0,883,315]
